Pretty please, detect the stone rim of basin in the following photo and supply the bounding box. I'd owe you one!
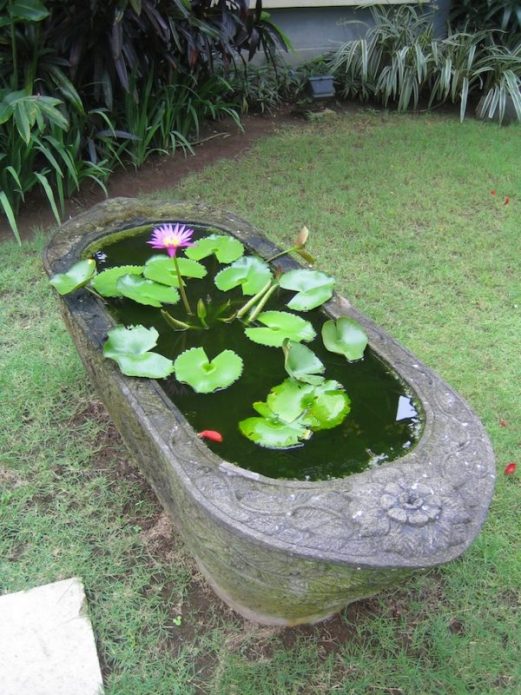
[44,198,496,573]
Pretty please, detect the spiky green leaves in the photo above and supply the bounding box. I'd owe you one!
[174,347,243,393]
[239,378,351,449]
[322,317,368,362]
[103,326,174,378]
[215,256,272,295]
[279,269,334,311]
[49,259,96,295]
[186,234,244,263]
[245,311,315,347]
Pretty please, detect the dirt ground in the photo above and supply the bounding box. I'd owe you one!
[0,110,295,244]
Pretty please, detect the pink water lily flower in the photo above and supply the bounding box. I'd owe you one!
[148,223,195,257]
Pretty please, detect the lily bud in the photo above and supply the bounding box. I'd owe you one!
[295,225,309,248]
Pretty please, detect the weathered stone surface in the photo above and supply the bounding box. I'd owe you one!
[0,578,104,695]
[43,198,496,625]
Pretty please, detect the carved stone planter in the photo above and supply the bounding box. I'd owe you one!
[44,198,495,626]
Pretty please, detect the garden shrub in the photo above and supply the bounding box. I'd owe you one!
[0,0,289,242]
[450,1,521,41]
[329,5,521,125]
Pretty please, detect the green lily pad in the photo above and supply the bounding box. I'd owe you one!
[269,378,350,430]
[263,378,349,430]
[103,325,174,379]
[143,255,206,287]
[186,234,244,263]
[279,269,335,311]
[238,417,310,449]
[301,380,351,430]
[283,340,325,385]
[174,347,243,393]
[265,378,312,423]
[49,259,96,295]
[116,275,180,307]
[90,265,144,297]
[244,311,316,347]
[239,377,350,449]
[322,317,368,362]
[214,256,272,296]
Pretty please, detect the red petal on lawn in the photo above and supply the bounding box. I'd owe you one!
[504,462,516,475]
[198,430,223,443]
[490,189,496,196]
[504,196,510,205]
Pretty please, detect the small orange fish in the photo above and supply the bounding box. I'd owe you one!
[198,430,223,443]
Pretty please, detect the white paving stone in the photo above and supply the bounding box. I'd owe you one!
[0,577,104,695]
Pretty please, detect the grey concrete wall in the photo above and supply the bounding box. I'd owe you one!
[267,1,451,64]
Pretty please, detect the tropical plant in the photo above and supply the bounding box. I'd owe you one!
[450,1,521,39]
[50,224,368,451]
[329,4,521,123]
[0,0,290,241]
[41,0,289,110]
[0,90,67,242]
[330,5,436,110]
[474,38,521,120]
[0,0,112,242]
[229,58,304,113]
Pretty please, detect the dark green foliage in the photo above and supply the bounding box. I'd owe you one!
[39,0,289,110]
[0,0,288,242]
[228,58,305,113]
[450,1,521,38]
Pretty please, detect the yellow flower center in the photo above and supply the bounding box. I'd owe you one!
[164,233,181,247]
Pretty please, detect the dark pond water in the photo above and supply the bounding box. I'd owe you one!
[89,224,423,481]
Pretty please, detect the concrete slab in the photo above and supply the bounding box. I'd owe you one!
[0,577,104,695]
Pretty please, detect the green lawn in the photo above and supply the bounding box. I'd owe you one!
[1,110,520,694]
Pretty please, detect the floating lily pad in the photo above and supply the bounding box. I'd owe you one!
[264,379,350,430]
[264,378,313,423]
[103,325,174,378]
[238,417,310,449]
[301,380,351,430]
[322,317,368,362]
[90,265,144,297]
[239,377,350,449]
[214,256,272,295]
[186,234,244,263]
[174,347,243,393]
[279,269,335,311]
[49,259,96,295]
[283,340,325,385]
[244,311,316,347]
[116,275,180,307]
[143,255,207,287]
